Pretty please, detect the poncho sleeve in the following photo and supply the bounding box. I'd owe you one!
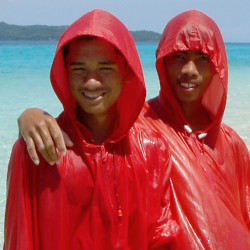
[234,136,250,229]
[4,138,35,250]
[146,135,179,249]
[223,124,250,229]
[240,144,250,229]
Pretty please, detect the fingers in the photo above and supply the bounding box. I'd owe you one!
[62,130,74,148]
[25,137,40,165]
[18,108,60,165]
[24,129,57,166]
[17,108,73,166]
[48,121,67,157]
[35,124,60,165]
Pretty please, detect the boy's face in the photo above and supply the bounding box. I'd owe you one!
[164,51,214,104]
[66,38,125,118]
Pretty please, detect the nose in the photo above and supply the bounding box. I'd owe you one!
[84,71,101,88]
[181,60,199,78]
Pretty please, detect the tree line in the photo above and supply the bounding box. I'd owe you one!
[0,22,161,41]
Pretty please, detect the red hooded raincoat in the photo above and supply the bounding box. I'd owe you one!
[139,10,250,249]
[4,9,179,250]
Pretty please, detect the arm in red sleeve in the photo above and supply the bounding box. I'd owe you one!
[224,125,250,229]
[148,137,179,249]
[4,139,35,250]
[237,139,250,229]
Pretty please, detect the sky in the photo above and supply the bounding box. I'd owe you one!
[1,0,250,42]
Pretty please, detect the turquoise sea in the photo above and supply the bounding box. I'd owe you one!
[0,41,250,247]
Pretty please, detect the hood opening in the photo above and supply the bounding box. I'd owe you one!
[50,9,146,143]
[156,10,228,135]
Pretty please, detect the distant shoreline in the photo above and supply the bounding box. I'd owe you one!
[1,22,250,43]
[0,22,161,42]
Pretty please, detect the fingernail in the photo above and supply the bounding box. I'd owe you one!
[56,159,61,164]
[49,162,55,166]
[34,160,40,166]
[61,150,66,156]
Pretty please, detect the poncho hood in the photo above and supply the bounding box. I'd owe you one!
[50,9,146,142]
[156,10,228,137]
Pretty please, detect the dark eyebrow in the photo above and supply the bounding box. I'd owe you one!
[99,61,116,65]
[70,61,116,66]
[70,62,85,66]
[175,51,187,54]
[194,51,207,56]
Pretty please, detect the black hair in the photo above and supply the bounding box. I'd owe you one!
[62,36,95,63]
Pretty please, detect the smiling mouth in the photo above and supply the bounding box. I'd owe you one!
[82,92,105,100]
[179,82,198,89]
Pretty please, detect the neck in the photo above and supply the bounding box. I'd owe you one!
[76,106,116,144]
[180,101,211,132]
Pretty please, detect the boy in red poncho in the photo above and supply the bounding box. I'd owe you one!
[17,10,250,249]
[4,9,179,250]
[139,10,250,249]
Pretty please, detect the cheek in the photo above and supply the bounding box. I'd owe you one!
[199,62,214,80]
[68,74,86,94]
[165,60,181,79]
[201,70,213,89]
[112,81,122,100]
[165,66,179,87]
[68,78,79,99]
[108,72,123,90]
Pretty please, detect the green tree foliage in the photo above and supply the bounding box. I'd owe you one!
[0,22,67,40]
[130,30,161,41]
[0,22,161,41]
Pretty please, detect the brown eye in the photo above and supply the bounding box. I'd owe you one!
[199,55,209,61]
[74,68,85,71]
[173,53,185,60]
[100,67,113,72]
[99,64,117,73]
[72,67,87,72]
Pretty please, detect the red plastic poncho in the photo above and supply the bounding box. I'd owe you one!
[4,9,179,250]
[138,10,250,249]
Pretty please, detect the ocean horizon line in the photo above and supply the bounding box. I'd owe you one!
[1,40,250,45]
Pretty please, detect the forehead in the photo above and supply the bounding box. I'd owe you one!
[67,37,122,62]
[173,50,208,56]
[164,50,210,64]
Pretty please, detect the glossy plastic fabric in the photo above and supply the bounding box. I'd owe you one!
[4,9,178,250]
[138,10,250,249]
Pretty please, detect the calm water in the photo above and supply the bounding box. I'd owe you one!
[0,41,250,247]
